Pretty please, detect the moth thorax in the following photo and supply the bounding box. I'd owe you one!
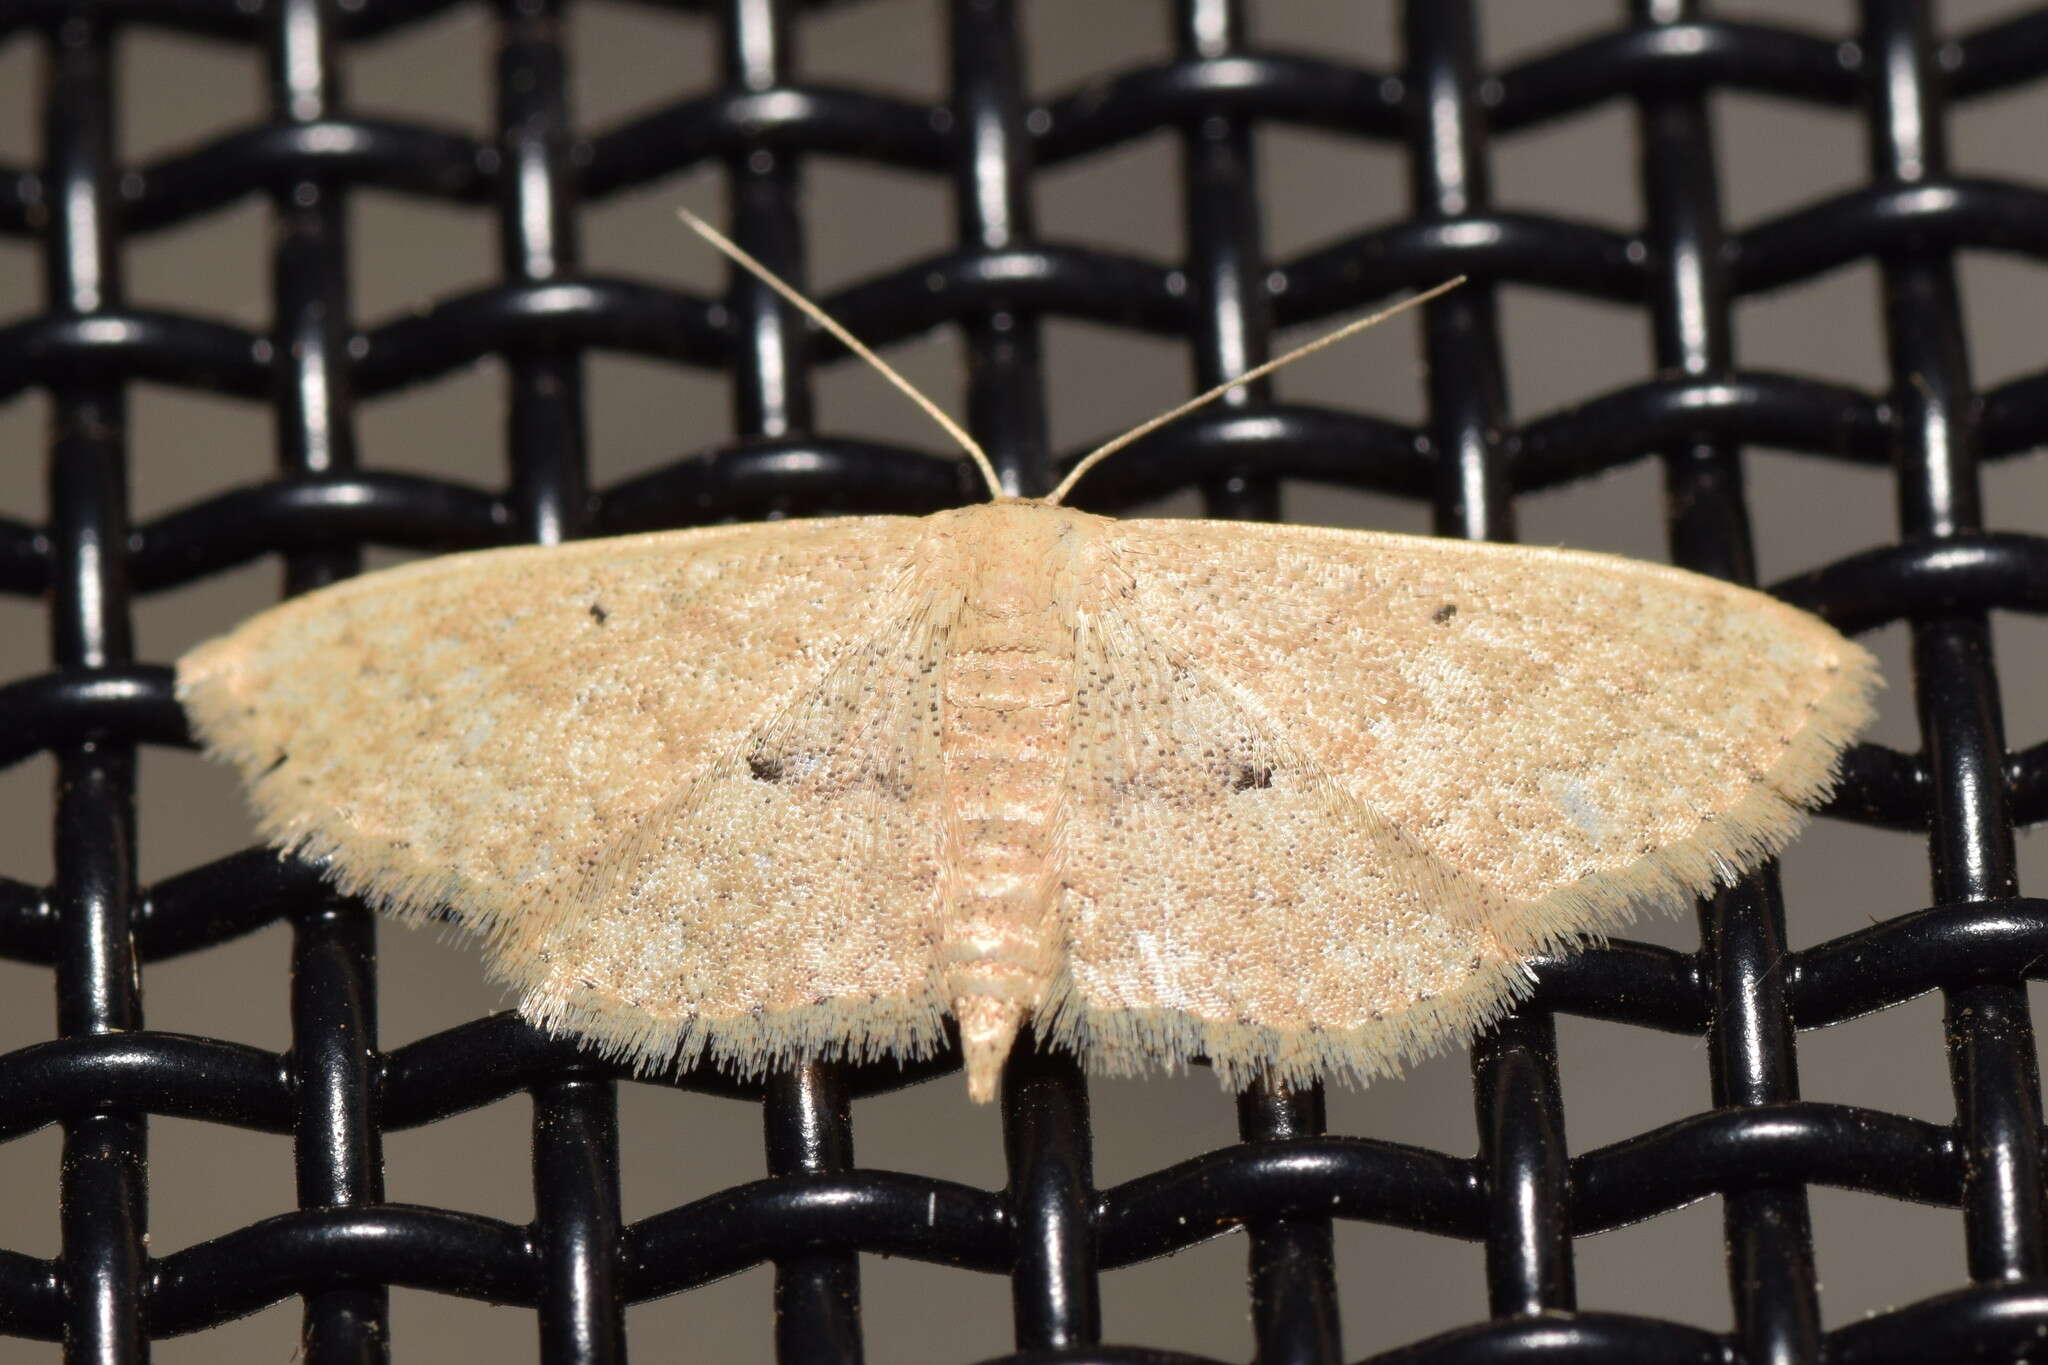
[927,500,1094,623]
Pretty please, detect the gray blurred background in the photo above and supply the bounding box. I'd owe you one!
[4,0,2048,1359]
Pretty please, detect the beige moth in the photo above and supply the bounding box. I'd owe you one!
[176,215,1878,1102]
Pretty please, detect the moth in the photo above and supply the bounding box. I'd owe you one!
[177,214,1879,1102]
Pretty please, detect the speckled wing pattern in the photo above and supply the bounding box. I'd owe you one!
[1045,518,1876,1087]
[523,583,958,1074]
[177,515,950,1070]
[1048,600,1516,1088]
[178,506,1877,1096]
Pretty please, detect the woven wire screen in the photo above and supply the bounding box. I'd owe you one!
[2,0,2047,1360]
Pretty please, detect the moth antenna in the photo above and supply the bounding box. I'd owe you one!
[1042,276,1467,508]
[678,209,1007,502]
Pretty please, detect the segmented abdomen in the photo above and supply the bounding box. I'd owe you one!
[938,634,1073,1010]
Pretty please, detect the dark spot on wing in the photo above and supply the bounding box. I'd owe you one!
[1230,763,1273,792]
[863,766,914,802]
[748,755,784,783]
[261,752,289,777]
[1432,603,1457,625]
[589,603,609,625]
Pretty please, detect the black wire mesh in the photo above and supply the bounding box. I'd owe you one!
[1,0,2046,1361]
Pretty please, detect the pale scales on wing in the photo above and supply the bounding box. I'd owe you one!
[176,216,1880,1102]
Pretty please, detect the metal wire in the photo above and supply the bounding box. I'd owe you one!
[2,0,2047,1361]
